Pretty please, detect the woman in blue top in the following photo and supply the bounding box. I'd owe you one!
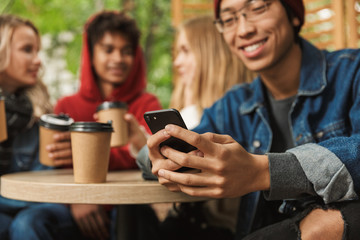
[0,14,53,239]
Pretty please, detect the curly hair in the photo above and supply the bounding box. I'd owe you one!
[86,10,141,58]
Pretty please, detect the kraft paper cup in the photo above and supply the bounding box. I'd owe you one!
[70,122,113,183]
[0,95,7,143]
[96,101,128,147]
[39,114,74,166]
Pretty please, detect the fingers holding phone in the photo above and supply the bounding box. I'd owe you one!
[158,125,271,198]
[147,128,183,176]
[144,109,198,175]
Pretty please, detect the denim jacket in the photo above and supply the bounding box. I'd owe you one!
[193,38,360,235]
[0,123,52,214]
[10,123,50,173]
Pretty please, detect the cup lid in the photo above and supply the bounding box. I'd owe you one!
[39,114,74,131]
[70,121,113,132]
[96,101,127,112]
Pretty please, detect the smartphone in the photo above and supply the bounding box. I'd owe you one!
[144,109,197,172]
[144,108,197,153]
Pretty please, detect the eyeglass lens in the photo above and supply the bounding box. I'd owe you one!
[217,0,270,32]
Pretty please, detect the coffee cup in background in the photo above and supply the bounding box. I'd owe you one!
[96,101,128,147]
[0,94,7,143]
[70,121,113,183]
[39,114,74,166]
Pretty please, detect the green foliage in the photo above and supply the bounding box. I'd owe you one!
[131,0,174,108]
[3,0,174,107]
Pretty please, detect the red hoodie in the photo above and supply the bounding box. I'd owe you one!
[55,16,162,171]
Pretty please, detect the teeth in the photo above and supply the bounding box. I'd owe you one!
[244,41,265,52]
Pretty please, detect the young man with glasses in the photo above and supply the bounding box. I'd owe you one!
[145,0,360,239]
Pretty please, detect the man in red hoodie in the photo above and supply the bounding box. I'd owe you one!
[9,11,162,240]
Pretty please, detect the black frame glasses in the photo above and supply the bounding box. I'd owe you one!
[214,0,273,33]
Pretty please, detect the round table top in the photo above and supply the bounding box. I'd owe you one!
[0,169,206,204]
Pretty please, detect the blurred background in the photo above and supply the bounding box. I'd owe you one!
[1,0,360,108]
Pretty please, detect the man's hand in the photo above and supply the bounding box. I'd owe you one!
[150,124,270,198]
[46,131,72,167]
[70,204,110,240]
[147,126,189,191]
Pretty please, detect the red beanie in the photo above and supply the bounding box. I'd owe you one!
[214,0,305,29]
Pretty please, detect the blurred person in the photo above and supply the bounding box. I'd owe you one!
[0,14,53,240]
[10,10,161,240]
[146,0,360,239]
[136,15,255,240]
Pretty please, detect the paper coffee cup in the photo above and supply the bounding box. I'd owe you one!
[96,101,128,147]
[0,94,7,143]
[70,122,113,183]
[39,114,74,166]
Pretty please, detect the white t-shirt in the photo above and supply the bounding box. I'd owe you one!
[179,104,201,130]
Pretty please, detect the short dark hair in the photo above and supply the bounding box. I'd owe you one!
[86,11,141,57]
[280,0,301,43]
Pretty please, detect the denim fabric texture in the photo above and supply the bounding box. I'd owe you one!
[136,146,157,180]
[0,123,53,239]
[193,38,360,236]
[9,123,52,173]
[7,203,117,240]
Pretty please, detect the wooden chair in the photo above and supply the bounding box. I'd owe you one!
[301,0,345,50]
[346,0,360,48]
[171,0,213,26]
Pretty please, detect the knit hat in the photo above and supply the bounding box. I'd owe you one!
[214,0,305,29]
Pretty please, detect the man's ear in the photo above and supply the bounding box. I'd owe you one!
[292,17,301,27]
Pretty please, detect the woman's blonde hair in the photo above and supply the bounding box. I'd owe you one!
[170,16,255,112]
[0,14,52,118]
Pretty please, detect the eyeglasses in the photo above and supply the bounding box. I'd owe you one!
[214,0,273,33]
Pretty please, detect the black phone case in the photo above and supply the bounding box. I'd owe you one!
[144,109,197,153]
[144,109,197,172]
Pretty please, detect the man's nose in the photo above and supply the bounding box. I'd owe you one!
[235,14,256,38]
[112,51,123,62]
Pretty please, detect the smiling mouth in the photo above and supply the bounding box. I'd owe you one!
[28,70,39,76]
[243,39,267,53]
[109,68,126,74]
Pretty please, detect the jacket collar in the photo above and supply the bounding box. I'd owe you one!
[240,38,327,115]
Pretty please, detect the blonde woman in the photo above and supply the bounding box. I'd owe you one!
[0,14,52,239]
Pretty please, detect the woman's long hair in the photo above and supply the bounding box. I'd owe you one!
[170,16,255,112]
[0,14,52,119]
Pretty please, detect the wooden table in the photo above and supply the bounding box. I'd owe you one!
[1,169,207,240]
[0,169,205,204]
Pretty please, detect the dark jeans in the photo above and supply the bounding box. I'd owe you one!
[242,200,360,240]
[116,203,234,240]
[8,203,117,240]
